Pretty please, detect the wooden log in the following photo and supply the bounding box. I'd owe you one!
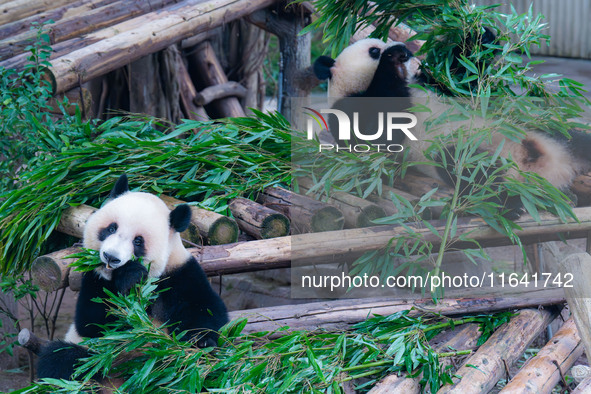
[258,187,345,233]
[31,246,79,292]
[573,377,591,394]
[187,41,245,118]
[194,81,247,106]
[34,205,591,291]
[0,0,117,39]
[297,178,386,228]
[229,197,290,239]
[47,87,93,117]
[160,195,238,245]
[18,328,48,356]
[437,308,558,393]
[539,242,591,360]
[0,0,74,26]
[56,204,97,238]
[499,318,583,394]
[230,291,564,333]
[0,0,179,61]
[373,323,482,393]
[395,171,455,200]
[368,375,419,394]
[37,0,275,95]
[175,47,209,121]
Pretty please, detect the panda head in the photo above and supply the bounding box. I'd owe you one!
[83,175,191,279]
[313,38,389,98]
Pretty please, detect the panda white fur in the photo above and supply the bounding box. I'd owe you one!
[37,174,228,381]
[314,38,389,99]
[314,41,591,218]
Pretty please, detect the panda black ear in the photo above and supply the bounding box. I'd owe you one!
[110,174,129,199]
[313,56,335,80]
[169,204,191,233]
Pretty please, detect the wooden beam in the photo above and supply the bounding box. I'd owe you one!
[41,0,276,94]
[437,308,558,393]
[33,206,591,291]
[0,0,74,26]
[499,318,583,394]
[0,0,179,61]
[230,292,564,334]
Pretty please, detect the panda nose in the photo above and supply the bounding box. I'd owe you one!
[103,252,121,268]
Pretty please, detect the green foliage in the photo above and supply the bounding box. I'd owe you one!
[66,249,103,273]
[14,279,515,393]
[0,24,96,191]
[0,110,291,276]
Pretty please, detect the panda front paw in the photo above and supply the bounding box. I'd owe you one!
[112,261,148,295]
[503,196,527,221]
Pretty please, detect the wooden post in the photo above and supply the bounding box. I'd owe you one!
[437,308,557,393]
[229,197,290,239]
[499,318,583,394]
[258,187,345,233]
[247,3,313,126]
[176,50,209,121]
[186,41,245,118]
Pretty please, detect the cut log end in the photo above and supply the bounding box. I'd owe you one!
[208,216,239,245]
[357,205,386,228]
[31,255,66,292]
[311,206,345,232]
[18,328,48,355]
[261,214,290,239]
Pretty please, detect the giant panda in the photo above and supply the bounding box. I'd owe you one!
[313,38,390,99]
[36,174,228,381]
[314,41,591,218]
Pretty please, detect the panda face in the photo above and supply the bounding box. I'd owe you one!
[313,38,392,98]
[83,175,191,279]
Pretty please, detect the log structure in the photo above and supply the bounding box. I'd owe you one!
[229,197,290,239]
[258,186,345,233]
[437,308,558,393]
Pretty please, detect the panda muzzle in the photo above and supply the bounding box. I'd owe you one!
[102,252,122,269]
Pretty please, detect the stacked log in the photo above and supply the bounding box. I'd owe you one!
[229,197,290,239]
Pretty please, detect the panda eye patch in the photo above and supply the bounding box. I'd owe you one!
[133,236,144,246]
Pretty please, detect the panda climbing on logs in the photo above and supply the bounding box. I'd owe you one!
[313,40,591,219]
[36,174,228,380]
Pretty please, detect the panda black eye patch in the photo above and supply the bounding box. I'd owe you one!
[133,236,145,258]
[98,223,118,241]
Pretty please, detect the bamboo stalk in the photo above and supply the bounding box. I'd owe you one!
[437,308,558,393]
[229,197,290,239]
[499,318,583,394]
[0,0,179,61]
[297,178,386,228]
[258,187,345,233]
[186,40,246,118]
